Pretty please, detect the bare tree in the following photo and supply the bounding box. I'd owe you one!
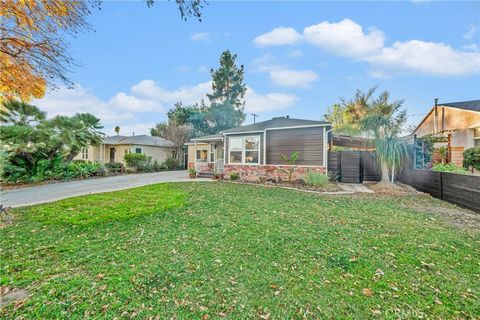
[151,122,192,162]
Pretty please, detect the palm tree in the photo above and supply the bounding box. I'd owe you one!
[0,100,46,126]
[360,91,407,185]
[115,126,120,135]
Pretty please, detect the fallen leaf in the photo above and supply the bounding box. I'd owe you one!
[260,313,270,320]
[362,288,373,297]
[202,314,210,320]
[199,306,208,311]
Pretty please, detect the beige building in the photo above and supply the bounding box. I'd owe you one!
[414,100,480,165]
[75,135,174,165]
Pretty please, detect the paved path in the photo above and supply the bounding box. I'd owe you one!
[338,183,374,193]
[1,171,209,208]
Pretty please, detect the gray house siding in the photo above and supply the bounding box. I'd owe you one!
[266,127,325,166]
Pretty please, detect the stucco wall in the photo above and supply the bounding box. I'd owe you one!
[415,107,480,147]
[187,143,209,165]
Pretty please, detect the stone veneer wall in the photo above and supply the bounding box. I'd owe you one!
[223,164,325,182]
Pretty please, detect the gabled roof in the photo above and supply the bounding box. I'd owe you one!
[104,135,174,147]
[414,99,480,134]
[221,117,330,134]
[440,100,480,112]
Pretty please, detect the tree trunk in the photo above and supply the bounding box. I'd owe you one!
[379,161,394,185]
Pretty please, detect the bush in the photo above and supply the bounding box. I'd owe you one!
[65,161,102,180]
[105,162,124,173]
[302,170,330,187]
[432,163,468,174]
[229,172,239,181]
[162,157,178,171]
[124,153,148,172]
[463,147,480,171]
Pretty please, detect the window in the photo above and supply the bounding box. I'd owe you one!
[474,128,480,146]
[81,148,88,160]
[196,149,208,162]
[228,136,260,165]
[135,147,142,154]
[210,144,215,163]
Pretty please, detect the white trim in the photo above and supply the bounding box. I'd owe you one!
[190,137,223,141]
[224,130,264,135]
[263,130,267,165]
[223,123,330,136]
[227,135,261,165]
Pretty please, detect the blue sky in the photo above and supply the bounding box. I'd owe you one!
[36,0,480,135]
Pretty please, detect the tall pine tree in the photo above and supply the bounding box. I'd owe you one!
[207,50,247,132]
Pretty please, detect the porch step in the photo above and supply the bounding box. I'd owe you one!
[198,172,214,178]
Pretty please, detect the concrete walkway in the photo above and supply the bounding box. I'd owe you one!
[338,183,375,193]
[1,171,209,208]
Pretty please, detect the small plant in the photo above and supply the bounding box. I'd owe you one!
[212,171,223,180]
[105,162,124,173]
[437,146,448,164]
[278,152,299,182]
[432,163,468,174]
[229,172,240,181]
[188,167,197,178]
[463,147,480,171]
[302,170,330,187]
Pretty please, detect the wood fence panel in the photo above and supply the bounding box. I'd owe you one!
[340,151,361,183]
[442,173,480,212]
[362,152,381,182]
[328,151,340,181]
[412,170,442,199]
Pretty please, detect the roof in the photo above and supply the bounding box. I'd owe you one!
[440,100,480,112]
[221,117,330,134]
[104,135,174,147]
[414,99,480,134]
[190,133,223,141]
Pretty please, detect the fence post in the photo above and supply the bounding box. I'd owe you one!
[440,172,444,200]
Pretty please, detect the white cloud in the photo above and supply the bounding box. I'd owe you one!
[35,80,298,134]
[190,32,211,42]
[367,40,480,76]
[463,43,479,52]
[303,19,385,58]
[287,49,304,58]
[245,86,298,113]
[254,27,301,46]
[269,68,318,88]
[463,25,478,40]
[253,19,480,76]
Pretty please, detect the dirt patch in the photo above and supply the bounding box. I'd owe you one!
[0,287,30,308]
[366,182,420,195]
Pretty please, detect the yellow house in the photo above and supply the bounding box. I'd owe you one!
[74,135,174,165]
[413,99,480,165]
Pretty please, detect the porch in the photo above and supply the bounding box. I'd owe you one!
[188,134,224,177]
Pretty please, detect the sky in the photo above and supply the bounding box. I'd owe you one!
[35,0,480,136]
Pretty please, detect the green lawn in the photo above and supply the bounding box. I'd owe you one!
[1,182,479,319]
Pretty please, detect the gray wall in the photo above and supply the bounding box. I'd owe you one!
[266,127,325,166]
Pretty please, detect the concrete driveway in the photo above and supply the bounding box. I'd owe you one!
[1,171,208,208]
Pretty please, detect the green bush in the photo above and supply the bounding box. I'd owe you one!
[463,147,480,171]
[124,153,147,172]
[162,157,178,170]
[229,172,240,181]
[105,162,124,172]
[65,161,102,180]
[302,170,330,187]
[432,163,468,174]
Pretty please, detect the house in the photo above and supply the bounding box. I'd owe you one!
[75,135,175,165]
[186,116,332,180]
[413,99,480,166]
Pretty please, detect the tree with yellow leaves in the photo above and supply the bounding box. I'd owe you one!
[0,0,204,103]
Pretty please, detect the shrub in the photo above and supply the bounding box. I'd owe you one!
[124,153,147,172]
[278,152,299,182]
[432,163,468,174]
[188,167,196,176]
[463,147,480,171]
[105,162,124,173]
[302,170,330,187]
[162,157,178,171]
[229,172,239,181]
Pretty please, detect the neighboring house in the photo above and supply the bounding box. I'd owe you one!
[413,99,480,166]
[186,116,331,180]
[74,135,174,165]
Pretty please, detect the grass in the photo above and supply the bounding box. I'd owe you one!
[1,182,479,319]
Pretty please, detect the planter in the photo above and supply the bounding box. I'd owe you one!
[189,173,197,179]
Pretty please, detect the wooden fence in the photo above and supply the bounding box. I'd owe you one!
[328,151,381,183]
[397,160,480,213]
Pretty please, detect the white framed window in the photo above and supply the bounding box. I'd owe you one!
[474,127,480,147]
[228,136,260,165]
[81,148,88,160]
[196,149,208,162]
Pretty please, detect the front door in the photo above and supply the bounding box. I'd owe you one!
[109,147,116,163]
